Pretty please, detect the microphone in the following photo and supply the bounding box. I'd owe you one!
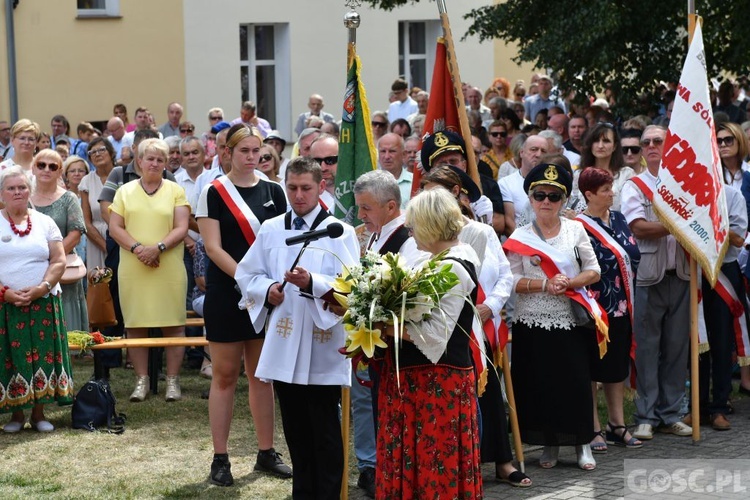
[285,222,344,246]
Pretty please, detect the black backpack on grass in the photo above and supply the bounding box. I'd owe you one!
[72,378,126,434]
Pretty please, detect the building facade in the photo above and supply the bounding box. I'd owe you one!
[0,0,534,139]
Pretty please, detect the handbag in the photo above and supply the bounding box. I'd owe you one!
[61,254,87,285]
[87,269,118,328]
[571,301,595,329]
[71,378,126,434]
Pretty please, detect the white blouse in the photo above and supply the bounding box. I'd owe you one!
[506,218,600,330]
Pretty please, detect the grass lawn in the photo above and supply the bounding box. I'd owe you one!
[1,352,647,499]
[0,355,324,499]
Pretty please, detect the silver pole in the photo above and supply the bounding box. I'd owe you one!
[344,0,361,46]
[436,0,447,14]
[687,0,695,14]
[5,0,19,122]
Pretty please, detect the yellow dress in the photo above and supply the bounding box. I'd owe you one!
[110,179,190,328]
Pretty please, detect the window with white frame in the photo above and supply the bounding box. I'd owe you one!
[239,24,291,137]
[77,0,120,17]
[398,21,441,91]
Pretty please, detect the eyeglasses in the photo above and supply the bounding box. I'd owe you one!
[36,161,60,171]
[209,116,223,121]
[16,136,36,143]
[622,146,642,155]
[489,131,507,138]
[371,121,387,128]
[89,147,108,156]
[259,154,273,162]
[717,136,735,147]
[313,155,338,166]
[640,137,665,147]
[531,191,563,202]
[180,129,194,134]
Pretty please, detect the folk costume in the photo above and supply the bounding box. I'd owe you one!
[235,205,359,499]
[376,244,483,499]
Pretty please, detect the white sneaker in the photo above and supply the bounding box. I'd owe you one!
[632,423,654,440]
[3,419,25,433]
[31,420,54,432]
[659,421,692,436]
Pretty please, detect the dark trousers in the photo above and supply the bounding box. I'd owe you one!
[98,233,124,368]
[274,381,343,500]
[699,261,740,415]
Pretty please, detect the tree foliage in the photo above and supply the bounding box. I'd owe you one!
[361,0,750,116]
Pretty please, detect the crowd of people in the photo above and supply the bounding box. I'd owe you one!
[1,70,750,499]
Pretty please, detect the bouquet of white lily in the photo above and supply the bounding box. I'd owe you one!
[332,250,459,361]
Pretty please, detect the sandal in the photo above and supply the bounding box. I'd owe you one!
[590,430,608,454]
[576,445,596,471]
[606,422,643,448]
[496,470,532,488]
[539,446,559,469]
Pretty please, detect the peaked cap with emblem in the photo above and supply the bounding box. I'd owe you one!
[523,162,573,196]
[420,130,466,172]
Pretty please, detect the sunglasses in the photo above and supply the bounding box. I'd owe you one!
[313,155,338,166]
[371,121,387,128]
[209,116,223,121]
[490,131,507,138]
[532,191,563,202]
[622,146,642,155]
[717,136,735,147]
[89,147,108,156]
[259,154,273,162]
[180,129,194,133]
[640,137,665,147]
[36,161,60,171]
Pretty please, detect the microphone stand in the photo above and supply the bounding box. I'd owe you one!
[278,240,312,292]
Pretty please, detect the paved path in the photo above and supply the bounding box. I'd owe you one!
[347,389,750,499]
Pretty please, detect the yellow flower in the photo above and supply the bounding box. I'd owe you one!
[333,292,350,308]
[332,276,353,294]
[345,323,387,358]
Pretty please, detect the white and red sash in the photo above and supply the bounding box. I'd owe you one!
[714,271,750,365]
[576,213,635,323]
[211,176,262,247]
[503,228,610,357]
[630,176,710,352]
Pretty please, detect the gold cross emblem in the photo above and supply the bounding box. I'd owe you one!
[434,132,449,147]
[313,327,333,344]
[544,165,558,181]
[276,318,293,339]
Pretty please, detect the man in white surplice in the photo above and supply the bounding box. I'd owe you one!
[235,157,359,498]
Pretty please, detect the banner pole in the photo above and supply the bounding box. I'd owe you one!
[435,0,483,193]
[686,6,700,444]
[501,346,525,472]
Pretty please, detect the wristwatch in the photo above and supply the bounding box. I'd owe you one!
[42,280,52,291]
[157,242,167,253]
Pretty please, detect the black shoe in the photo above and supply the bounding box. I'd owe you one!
[254,448,292,479]
[209,455,233,487]
[357,467,376,498]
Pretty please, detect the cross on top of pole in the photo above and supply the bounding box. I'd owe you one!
[344,0,362,9]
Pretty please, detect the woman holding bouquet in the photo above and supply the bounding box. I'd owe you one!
[503,162,601,471]
[377,187,483,499]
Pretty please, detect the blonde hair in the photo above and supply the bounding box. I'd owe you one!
[226,124,263,149]
[63,155,90,178]
[11,118,41,139]
[405,187,464,246]
[138,138,169,159]
[33,149,64,169]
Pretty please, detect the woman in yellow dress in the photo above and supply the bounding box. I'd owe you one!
[108,138,191,402]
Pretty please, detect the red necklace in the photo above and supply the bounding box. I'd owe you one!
[9,213,32,237]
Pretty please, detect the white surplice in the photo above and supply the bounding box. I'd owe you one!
[235,211,360,386]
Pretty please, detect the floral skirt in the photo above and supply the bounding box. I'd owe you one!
[0,294,74,414]
[376,356,482,500]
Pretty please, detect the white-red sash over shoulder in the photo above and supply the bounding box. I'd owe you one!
[504,228,610,357]
[211,176,262,247]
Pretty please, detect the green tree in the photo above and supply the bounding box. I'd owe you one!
[361,0,750,116]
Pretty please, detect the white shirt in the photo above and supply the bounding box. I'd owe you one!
[388,97,419,122]
[498,170,532,227]
[367,214,421,265]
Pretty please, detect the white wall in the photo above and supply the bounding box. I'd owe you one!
[182,0,493,140]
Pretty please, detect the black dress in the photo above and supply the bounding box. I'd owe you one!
[200,180,286,342]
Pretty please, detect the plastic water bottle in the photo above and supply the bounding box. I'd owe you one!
[679,380,691,416]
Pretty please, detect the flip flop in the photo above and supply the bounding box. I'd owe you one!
[496,470,532,488]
